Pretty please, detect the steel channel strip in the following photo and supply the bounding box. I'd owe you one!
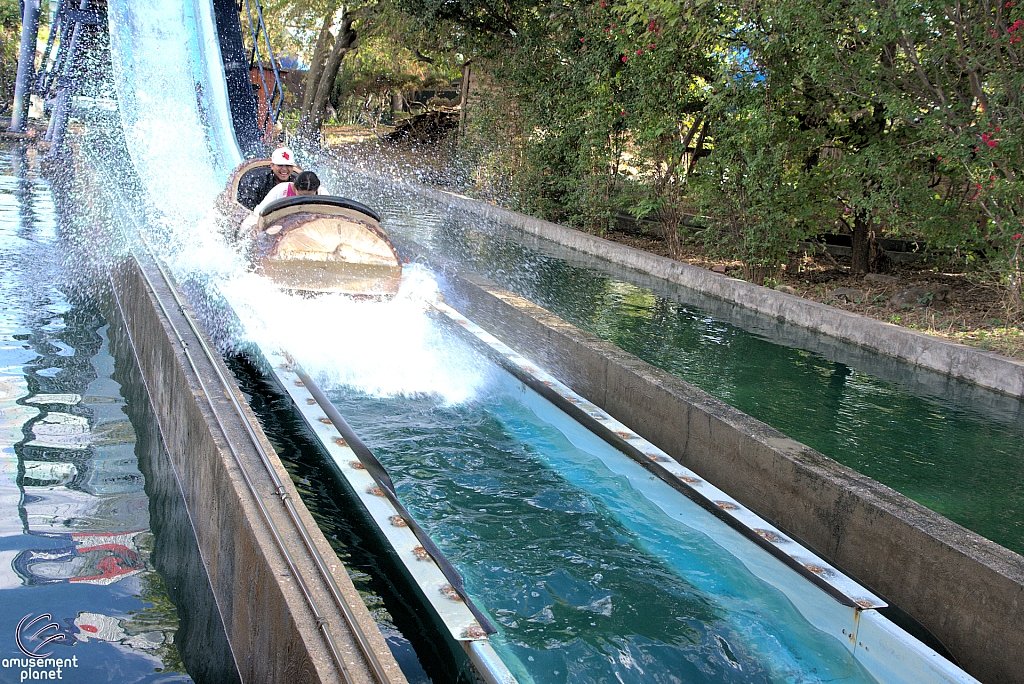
[288,362,496,634]
[256,346,519,684]
[431,300,887,611]
[132,250,394,684]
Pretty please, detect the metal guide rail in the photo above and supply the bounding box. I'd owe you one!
[431,302,884,609]
[429,301,979,684]
[256,345,519,684]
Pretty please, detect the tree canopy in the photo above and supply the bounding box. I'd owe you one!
[261,0,1024,314]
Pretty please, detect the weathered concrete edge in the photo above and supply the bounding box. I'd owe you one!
[413,184,1024,398]
[106,253,404,684]
[441,266,1024,684]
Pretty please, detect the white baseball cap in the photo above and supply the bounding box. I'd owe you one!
[271,147,295,165]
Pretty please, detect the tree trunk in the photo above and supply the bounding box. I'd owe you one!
[298,4,338,136]
[851,212,891,274]
[307,14,357,138]
[851,212,870,274]
[458,60,471,136]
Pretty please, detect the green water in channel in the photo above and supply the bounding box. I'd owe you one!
[323,370,879,684]
[331,173,1024,556]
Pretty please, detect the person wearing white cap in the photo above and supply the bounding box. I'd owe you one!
[236,146,299,210]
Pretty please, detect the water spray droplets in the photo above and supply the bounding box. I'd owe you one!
[220,266,489,405]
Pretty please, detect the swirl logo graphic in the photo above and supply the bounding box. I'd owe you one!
[15,614,66,658]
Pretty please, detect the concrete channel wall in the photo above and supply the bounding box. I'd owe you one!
[441,267,1024,684]
[415,186,1024,398]
[105,253,405,684]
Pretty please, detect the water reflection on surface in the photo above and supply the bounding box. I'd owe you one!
[0,143,234,683]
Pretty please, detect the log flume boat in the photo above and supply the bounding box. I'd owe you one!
[219,159,403,297]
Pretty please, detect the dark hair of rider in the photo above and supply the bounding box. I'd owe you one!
[294,171,320,192]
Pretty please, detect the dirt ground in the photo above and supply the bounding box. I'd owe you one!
[602,230,1024,361]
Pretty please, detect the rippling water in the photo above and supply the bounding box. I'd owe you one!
[311,326,878,684]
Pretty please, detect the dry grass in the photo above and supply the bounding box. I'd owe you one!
[320,125,394,146]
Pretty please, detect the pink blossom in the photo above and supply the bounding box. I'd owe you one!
[1015,233,1023,240]
[621,55,628,62]
[636,48,642,54]
[987,140,998,147]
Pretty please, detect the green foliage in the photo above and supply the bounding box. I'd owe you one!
[261,0,342,58]
[331,33,459,121]
[0,0,19,110]
[0,0,20,28]
[689,95,816,283]
[262,0,461,129]
[384,0,1024,309]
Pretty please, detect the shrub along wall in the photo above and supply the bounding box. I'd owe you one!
[400,0,1024,315]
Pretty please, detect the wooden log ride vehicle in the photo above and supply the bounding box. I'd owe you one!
[218,159,403,297]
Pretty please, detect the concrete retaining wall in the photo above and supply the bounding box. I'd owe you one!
[415,186,1024,398]
[442,267,1024,684]
[105,253,405,684]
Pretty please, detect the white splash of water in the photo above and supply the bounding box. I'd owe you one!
[220,264,489,405]
[104,0,486,405]
[107,0,241,221]
[166,212,246,282]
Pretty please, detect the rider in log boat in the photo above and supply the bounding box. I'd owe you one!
[221,160,403,297]
[241,171,322,233]
[236,146,298,210]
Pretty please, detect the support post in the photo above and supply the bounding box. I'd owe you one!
[458,60,471,137]
[46,0,90,157]
[47,89,72,153]
[8,0,41,133]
